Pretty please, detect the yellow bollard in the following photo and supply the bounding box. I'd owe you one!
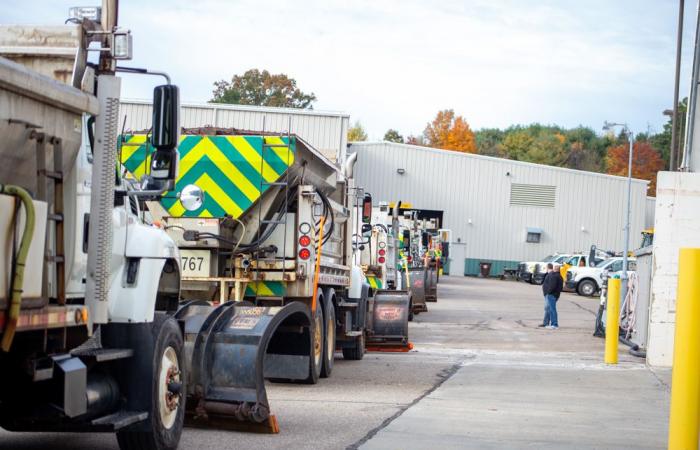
[668,248,700,450]
[604,277,621,364]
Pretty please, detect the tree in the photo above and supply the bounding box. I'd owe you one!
[348,121,368,142]
[405,135,425,146]
[383,129,404,143]
[475,128,506,157]
[423,109,477,153]
[606,141,665,195]
[649,97,687,169]
[211,69,316,108]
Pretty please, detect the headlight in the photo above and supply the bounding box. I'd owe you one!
[527,264,536,272]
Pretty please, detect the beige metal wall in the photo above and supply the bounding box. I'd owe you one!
[119,100,350,164]
[352,142,649,263]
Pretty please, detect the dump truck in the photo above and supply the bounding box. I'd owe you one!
[0,6,189,449]
[356,199,412,351]
[395,207,441,308]
[119,128,410,431]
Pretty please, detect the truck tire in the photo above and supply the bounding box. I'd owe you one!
[577,279,598,297]
[342,332,365,361]
[116,314,185,450]
[304,296,324,384]
[321,291,336,378]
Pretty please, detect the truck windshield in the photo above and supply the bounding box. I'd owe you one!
[541,255,556,262]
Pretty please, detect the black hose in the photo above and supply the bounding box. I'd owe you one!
[629,347,647,358]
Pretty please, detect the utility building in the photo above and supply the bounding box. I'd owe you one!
[351,142,650,276]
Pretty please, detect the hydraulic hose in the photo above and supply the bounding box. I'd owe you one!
[1,185,35,352]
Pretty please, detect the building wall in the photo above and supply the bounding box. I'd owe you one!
[119,100,349,164]
[645,197,656,229]
[352,142,648,263]
[647,172,700,367]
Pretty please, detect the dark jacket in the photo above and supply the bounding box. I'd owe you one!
[542,271,563,299]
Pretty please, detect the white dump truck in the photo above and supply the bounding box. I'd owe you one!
[0,4,188,449]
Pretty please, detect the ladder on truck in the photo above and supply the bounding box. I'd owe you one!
[252,116,293,305]
[32,130,66,306]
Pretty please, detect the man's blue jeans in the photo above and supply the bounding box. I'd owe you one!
[545,294,558,327]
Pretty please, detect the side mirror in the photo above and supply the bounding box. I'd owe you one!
[361,223,372,234]
[180,184,204,211]
[151,84,180,150]
[150,148,179,182]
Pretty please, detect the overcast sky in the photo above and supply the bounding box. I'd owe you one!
[4,0,696,139]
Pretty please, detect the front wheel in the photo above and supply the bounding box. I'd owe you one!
[342,332,365,361]
[117,315,185,450]
[577,279,597,297]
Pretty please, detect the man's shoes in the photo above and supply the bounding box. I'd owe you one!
[537,324,547,328]
[546,325,559,330]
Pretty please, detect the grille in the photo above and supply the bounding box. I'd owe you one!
[510,183,556,208]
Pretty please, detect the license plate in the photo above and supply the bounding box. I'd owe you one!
[180,249,210,277]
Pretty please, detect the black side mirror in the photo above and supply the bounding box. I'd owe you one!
[151,84,180,150]
[362,193,372,224]
[150,85,180,182]
[361,223,372,234]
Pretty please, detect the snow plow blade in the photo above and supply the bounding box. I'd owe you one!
[426,265,438,302]
[366,290,412,352]
[406,267,428,313]
[175,301,312,433]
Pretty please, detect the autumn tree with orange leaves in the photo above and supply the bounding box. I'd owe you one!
[423,110,477,153]
[606,141,664,195]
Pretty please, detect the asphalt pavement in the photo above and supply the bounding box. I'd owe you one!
[0,276,670,449]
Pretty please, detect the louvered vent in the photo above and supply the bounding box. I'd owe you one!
[510,183,556,207]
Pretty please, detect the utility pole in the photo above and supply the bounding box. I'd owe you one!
[671,0,684,171]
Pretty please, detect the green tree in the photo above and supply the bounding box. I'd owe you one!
[348,121,368,142]
[383,129,404,143]
[475,128,506,157]
[649,97,687,169]
[211,69,316,108]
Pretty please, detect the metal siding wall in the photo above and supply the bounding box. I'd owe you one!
[353,142,649,263]
[119,101,348,163]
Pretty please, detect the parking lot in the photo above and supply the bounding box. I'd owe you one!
[0,276,670,449]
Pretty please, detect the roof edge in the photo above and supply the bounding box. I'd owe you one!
[350,141,650,186]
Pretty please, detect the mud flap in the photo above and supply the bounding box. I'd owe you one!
[406,267,428,313]
[366,290,412,352]
[175,301,311,433]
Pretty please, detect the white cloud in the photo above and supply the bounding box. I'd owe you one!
[2,0,693,139]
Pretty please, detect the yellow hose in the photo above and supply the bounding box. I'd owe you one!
[1,185,35,352]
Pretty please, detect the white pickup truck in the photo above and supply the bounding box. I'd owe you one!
[516,253,570,285]
[565,257,637,296]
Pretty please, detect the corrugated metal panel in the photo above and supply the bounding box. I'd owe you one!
[119,100,349,164]
[352,142,649,264]
[645,197,656,229]
[464,258,520,276]
[510,183,556,207]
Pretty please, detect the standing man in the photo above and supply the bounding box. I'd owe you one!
[539,263,563,329]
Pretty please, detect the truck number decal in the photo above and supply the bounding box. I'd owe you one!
[182,256,204,272]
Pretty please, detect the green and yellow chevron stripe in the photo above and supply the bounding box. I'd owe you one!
[245,281,286,297]
[119,135,295,218]
[366,276,383,289]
